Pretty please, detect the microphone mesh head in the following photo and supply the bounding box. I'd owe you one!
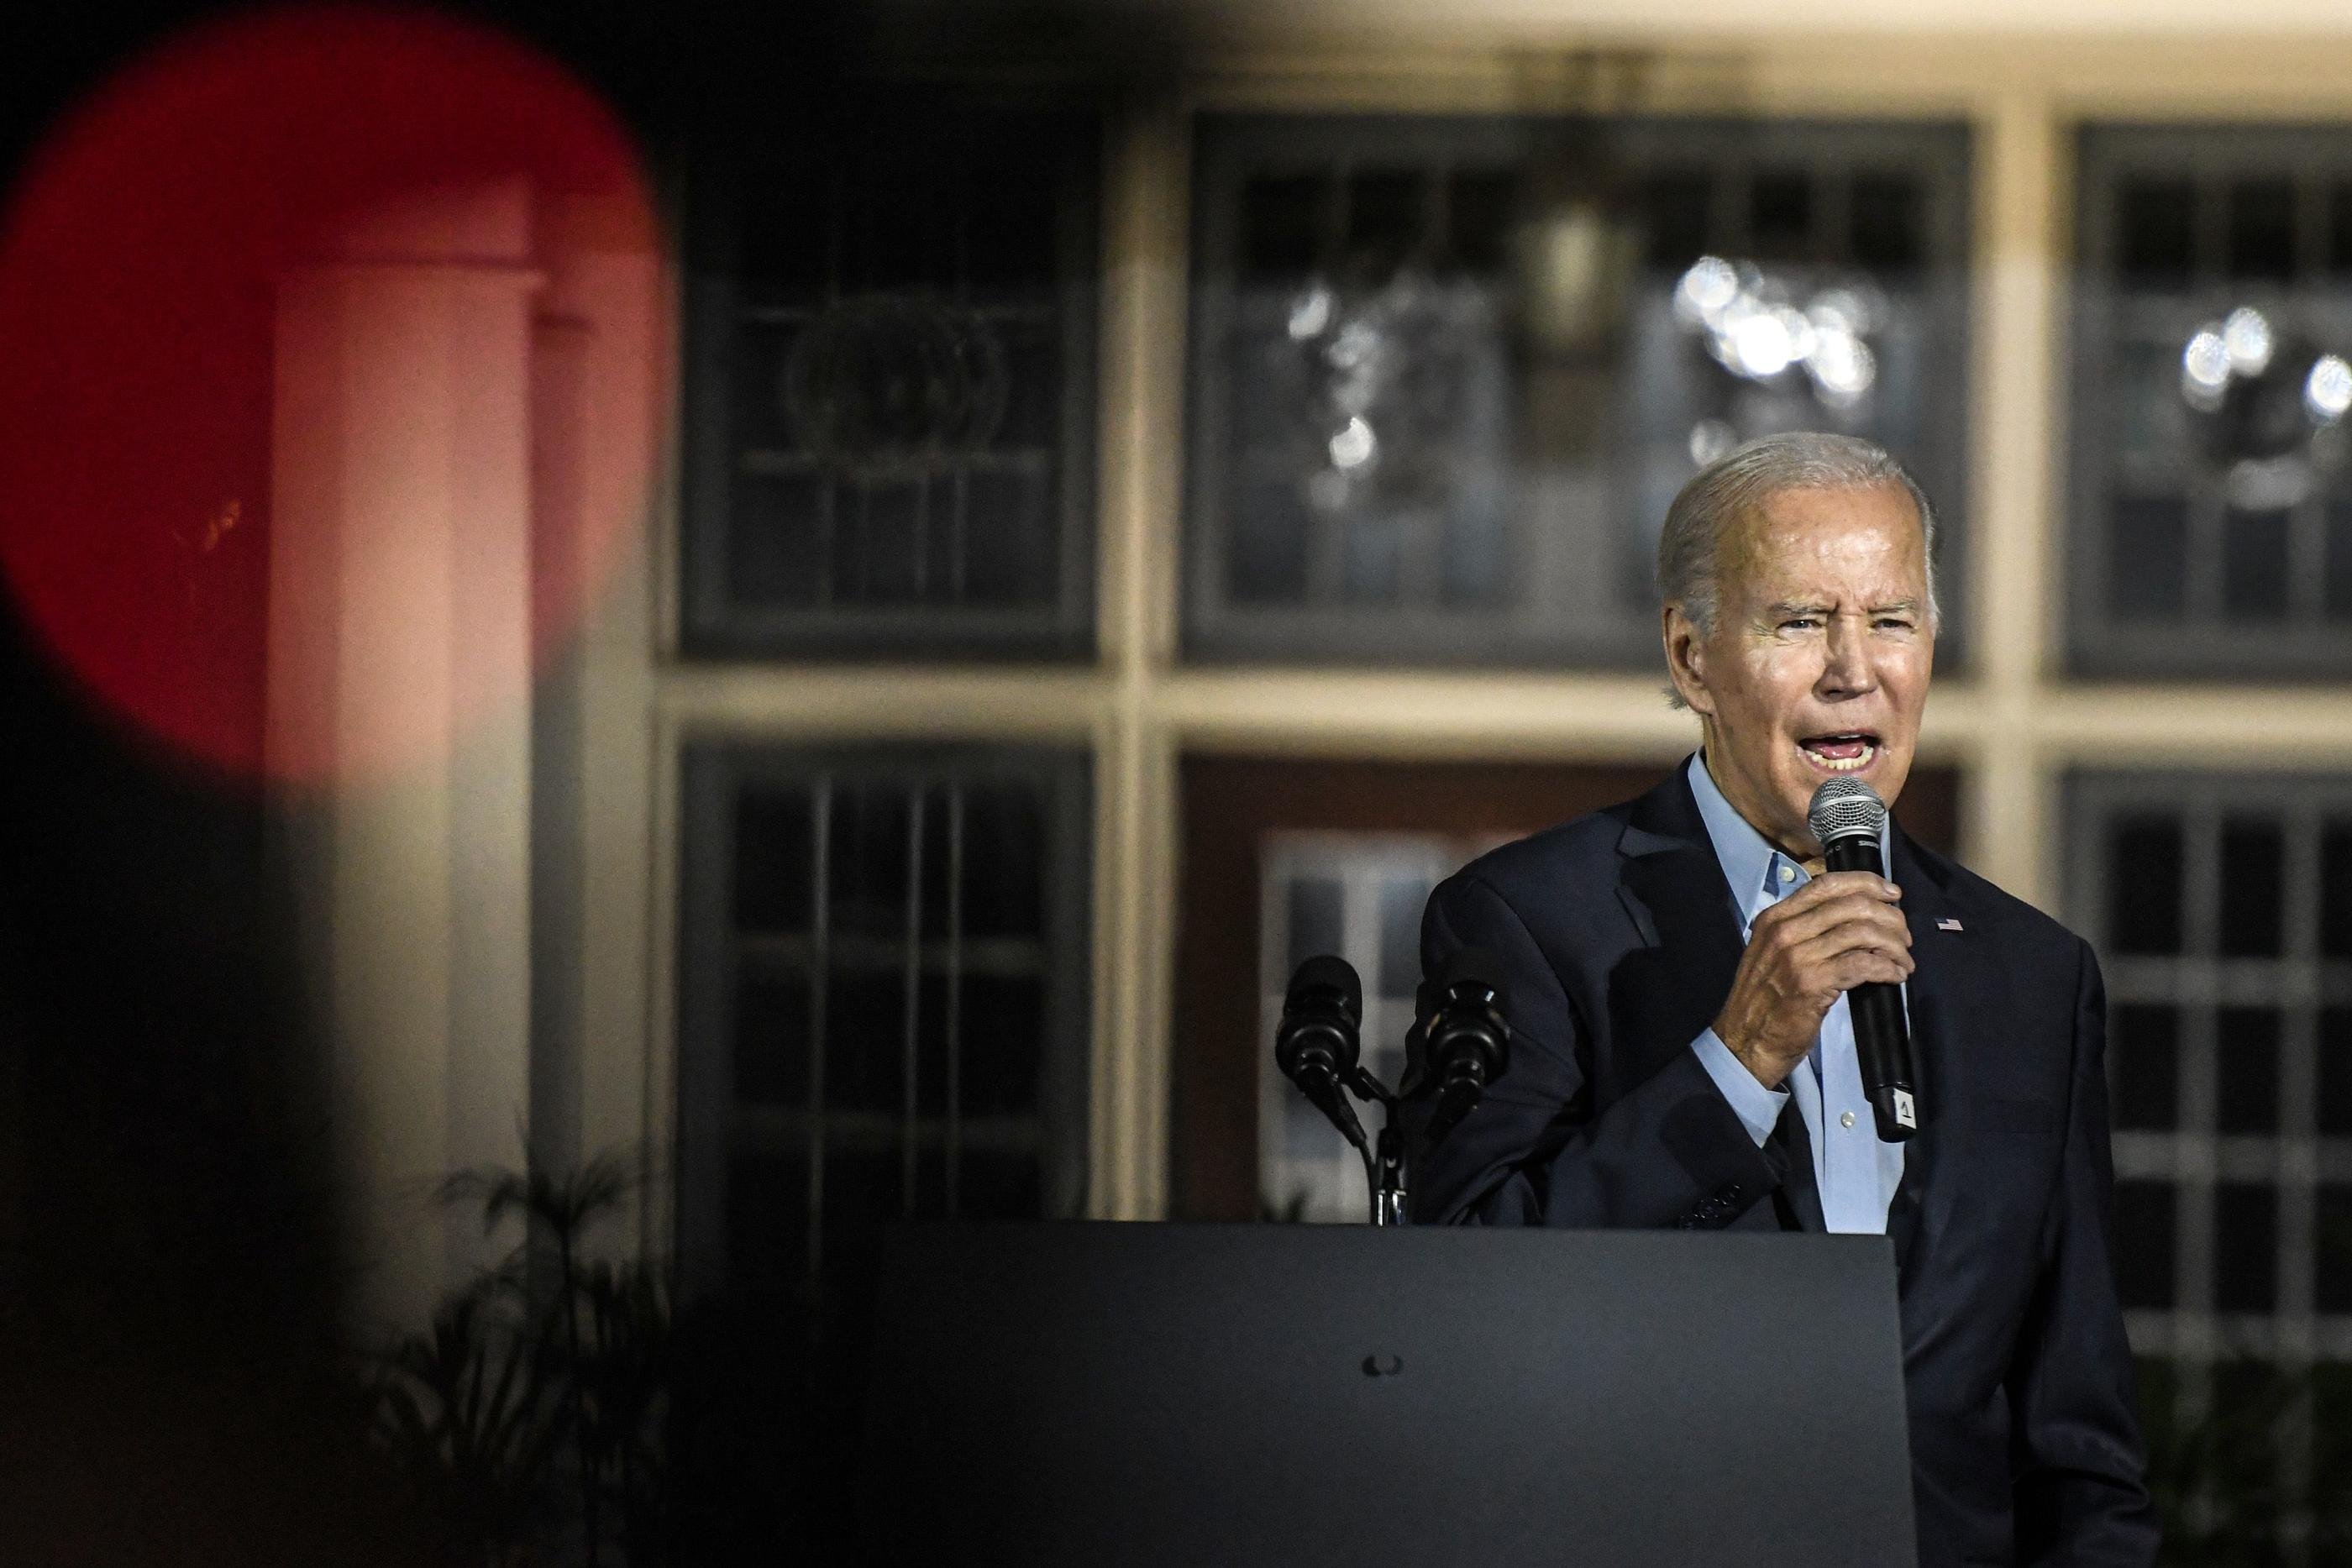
[1807,776,1886,847]
[1287,953,1362,1025]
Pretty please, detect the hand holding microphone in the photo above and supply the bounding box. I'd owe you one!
[1711,778,1919,1140]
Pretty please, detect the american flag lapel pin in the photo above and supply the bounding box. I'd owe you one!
[1935,917,1964,931]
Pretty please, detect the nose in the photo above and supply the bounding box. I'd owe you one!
[1819,613,1878,698]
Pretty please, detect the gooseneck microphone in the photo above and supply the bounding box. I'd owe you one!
[1807,778,1919,1143]
[1418,947,1512,1151]
[1276,955,1370,1156]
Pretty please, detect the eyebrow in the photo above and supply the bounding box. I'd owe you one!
[1763,599,1922,616]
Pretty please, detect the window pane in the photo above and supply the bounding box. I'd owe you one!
[2318,1184,2352,1314]
[2074,128,2352,675]
[2109,496,2190,621]
[684,107,1098,658]
[2216,1007,2282,1135]
[2110,1003,2180,1131]
[735,968,811,1108]
[727,1151,810,1297]
[1188,116,1970,666]
[2327,501,2352,621]
[2220,509,2292,622]
[825,964,907,1114]
[1286,877,1346,973]
[959,787,1045,941]
[1378,877,1429,1000]
[2108,813,2185,955]
[2114,1179,2177,1308]
[2323,821,2352,958]
[2118,177,2195,288]
[2218,816,2286,957]
[2321,1006,2352,1136]
[1850,172,1924,271]
[679,743,1090,1316]
[827,787,911,941]
[2214,1183,2278,1313]
[2226,178,2297,283]
[958,973,1045,1115]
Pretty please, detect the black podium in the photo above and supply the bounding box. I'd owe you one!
[858,1223,1916,1566]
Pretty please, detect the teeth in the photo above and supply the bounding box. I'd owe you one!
[1804,742,1876,772]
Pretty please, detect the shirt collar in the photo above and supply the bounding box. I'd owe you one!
[1683,751,1895,924]
[1686,752,1790,920]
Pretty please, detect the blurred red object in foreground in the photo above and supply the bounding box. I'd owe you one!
[0,7,669,783]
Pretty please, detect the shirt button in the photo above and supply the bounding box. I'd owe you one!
[1840,1110,1857,1129]
[1778,864,1797,884]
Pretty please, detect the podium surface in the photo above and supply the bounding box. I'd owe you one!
[861,1223,1915,1567]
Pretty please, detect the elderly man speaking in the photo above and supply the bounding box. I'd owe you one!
[1411,433,2156,1565]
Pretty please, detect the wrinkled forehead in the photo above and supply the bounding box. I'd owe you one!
[1717,481,1929,603]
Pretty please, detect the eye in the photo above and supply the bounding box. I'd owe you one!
[1873,614,1915,632]
[1779,616,1823,632]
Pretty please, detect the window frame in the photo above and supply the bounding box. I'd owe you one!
[673,739,1095,1303]
[2068,123,2352,679]
[678,107,1105,663]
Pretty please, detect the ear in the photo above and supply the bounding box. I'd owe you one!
[1662,603,1716,716]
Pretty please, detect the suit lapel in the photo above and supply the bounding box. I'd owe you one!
[1886,825,1964,1281]
[1610,765,1824,1233]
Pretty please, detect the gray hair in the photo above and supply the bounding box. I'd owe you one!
[1657,429,1940,647]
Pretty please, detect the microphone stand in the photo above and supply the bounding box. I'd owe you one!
[1349,1066,1408,1227]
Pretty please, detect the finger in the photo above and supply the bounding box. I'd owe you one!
[1789,920,1918,977]
[1761,896,1914,955]
[1824,950,1914,991]
[1751,870,1900,924]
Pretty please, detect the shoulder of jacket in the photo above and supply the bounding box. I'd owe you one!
[1911,836,2089,959]
[1441,804,1633,906]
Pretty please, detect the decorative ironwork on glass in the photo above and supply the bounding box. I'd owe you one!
[2170,305,2352,511]
[780,294,1012,477]
[682,108,1098,656]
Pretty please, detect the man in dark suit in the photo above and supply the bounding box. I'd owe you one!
[1412,433,2156,1566]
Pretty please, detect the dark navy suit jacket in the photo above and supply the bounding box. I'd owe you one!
[1410,764,2158,1567]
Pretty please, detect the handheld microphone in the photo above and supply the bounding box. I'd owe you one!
[1276,955,1370,1154]
[1807,778,1919,1142]
[1418,947,1511,1151]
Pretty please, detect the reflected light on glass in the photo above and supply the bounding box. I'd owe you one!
[1329,416,1377,470]
[1805,328,1876,408]
[2306,354,2352,424]
[1287,283,1333,342]
[1674,255,1740,325]
[1673,255,1880,412]
[2223,307,2275,377]
[1730,311,1796,378]
[2181,328,2231,413]
[1688,418,1736,467]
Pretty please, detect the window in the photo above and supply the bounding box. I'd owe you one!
[682,105,1100,658]
[1184,115,1971,664]
[2071,127,2352,677]
[675,743,1092,1314]
[2069,771,2352,1547]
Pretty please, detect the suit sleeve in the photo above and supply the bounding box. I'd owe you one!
[1409,870,1788,1229]
[2007,938,2161,1565]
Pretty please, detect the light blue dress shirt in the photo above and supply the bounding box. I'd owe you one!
[1684,753,1906,1235]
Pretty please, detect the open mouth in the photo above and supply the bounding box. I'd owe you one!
[1798,731,1880,773]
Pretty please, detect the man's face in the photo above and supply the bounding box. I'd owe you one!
[1662,482,1935,857]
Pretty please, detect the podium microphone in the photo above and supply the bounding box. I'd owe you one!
[1276,955,1370,1155]
[1419,947,1511,1150]
[1807,777,1919,1143]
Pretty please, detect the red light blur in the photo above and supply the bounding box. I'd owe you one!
[0,7,669,783]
